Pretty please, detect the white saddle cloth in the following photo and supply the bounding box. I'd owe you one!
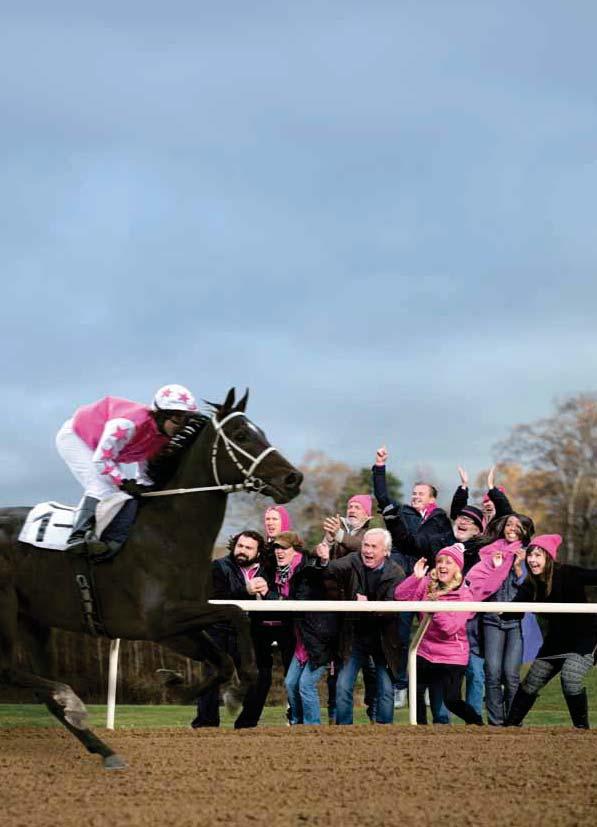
[18,492,132,550]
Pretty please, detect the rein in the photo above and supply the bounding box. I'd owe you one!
[141,411,277,498]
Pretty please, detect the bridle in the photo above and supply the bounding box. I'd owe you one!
[142,410,277,498]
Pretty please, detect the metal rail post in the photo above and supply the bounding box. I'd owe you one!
[407,615,431,726]
[106,638,120,730]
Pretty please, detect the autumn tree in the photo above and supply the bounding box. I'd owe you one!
[495,394,597,564]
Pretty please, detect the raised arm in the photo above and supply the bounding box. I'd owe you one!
[372,445,393,511]
[450,467,469,519]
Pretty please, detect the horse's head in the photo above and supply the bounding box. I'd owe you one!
[208,388,303,503]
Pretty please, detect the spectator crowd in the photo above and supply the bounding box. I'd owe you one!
[191,447,597,731]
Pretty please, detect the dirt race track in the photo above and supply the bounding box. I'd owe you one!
[1,726,596,827]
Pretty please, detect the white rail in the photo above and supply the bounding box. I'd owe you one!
[209,599,597,614]
[105,600,597,728]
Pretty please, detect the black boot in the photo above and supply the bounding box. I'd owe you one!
[505,687,538,727]
[65,497,99,554]
[564,690,590,729]
[85,498,138,558]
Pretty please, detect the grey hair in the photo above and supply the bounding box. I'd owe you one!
[363,528,392,556]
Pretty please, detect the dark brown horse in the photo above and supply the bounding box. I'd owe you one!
[0,389,302,768]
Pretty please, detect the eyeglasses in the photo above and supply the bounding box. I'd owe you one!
[165,413,189,425]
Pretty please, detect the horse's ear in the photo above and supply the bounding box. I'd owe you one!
[236,388,249,412]
[222,387,236,413]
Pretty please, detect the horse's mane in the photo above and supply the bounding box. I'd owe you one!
[146,414,210,488]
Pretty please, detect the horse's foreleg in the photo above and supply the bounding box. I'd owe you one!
[158,630,238,705]
[161,601,258,690]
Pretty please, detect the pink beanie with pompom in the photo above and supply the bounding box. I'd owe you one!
[435,543,465,571]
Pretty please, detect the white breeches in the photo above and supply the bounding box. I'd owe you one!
[56,419,116,501]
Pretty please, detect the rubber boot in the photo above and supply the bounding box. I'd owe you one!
[65,496,99,554]
[564,689,590,729]
[504,686,538,727]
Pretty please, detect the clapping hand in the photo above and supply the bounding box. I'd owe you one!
[323,515,342,542]
[246,577,268,597]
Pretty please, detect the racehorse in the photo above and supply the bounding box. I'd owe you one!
[0,389,302,768]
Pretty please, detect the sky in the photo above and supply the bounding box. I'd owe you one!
[2,1,596,516]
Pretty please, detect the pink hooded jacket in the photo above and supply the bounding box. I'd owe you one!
[264,506,293,539]
[394,576,475,665]
[465,539,524,599]
[394,544,520,666]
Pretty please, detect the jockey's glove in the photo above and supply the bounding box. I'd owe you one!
[120,479,155,499]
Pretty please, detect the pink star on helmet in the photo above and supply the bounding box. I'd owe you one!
[101,447,114,460]
[178,392,189,403]
[112,425,129,441]
[161,387,172,397]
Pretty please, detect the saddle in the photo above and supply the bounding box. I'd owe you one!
[18,493,132,551]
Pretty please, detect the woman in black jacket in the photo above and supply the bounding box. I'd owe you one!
[264,531,336,725]
[506,534,597,729]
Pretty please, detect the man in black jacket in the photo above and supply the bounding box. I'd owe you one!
[372,446,453,710]
[317,528,405,725]
[191,530,272,729]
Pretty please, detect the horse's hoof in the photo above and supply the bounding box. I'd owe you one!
[103,754,127,770]
[155,668,184,687]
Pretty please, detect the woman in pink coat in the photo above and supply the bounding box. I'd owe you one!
[395,542,505,725]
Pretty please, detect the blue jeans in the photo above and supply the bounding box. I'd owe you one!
[394,612,414,691]
[335,641,394,725]
[465,653,485,717]
[483,620,522,725]
[284,657,327,725]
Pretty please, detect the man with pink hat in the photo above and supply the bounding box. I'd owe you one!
[318,494,373,561]
[315,493,375,722]
[505,534,597,729]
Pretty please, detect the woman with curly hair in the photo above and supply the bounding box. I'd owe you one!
[394,543,488,725]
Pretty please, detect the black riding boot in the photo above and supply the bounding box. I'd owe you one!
[564,690,590,729]
[85,498,138,558]
[66,496,99,554]
[504,687,538,727]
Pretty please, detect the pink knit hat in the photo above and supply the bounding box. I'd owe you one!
[348,494,372,517]
[530,534,562,560]
[435,542,465,570]
[264,506,293,535]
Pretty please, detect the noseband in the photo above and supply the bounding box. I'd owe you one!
[142,411,277,498]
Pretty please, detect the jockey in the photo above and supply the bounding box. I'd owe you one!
[56,384,198,554]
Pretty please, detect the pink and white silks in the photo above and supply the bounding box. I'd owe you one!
[56,396,169,502]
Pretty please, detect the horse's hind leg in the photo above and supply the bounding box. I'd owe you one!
[13,616,126,770]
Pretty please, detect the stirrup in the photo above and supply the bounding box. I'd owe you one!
[65,535,89,555]
[84,530,122,558]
